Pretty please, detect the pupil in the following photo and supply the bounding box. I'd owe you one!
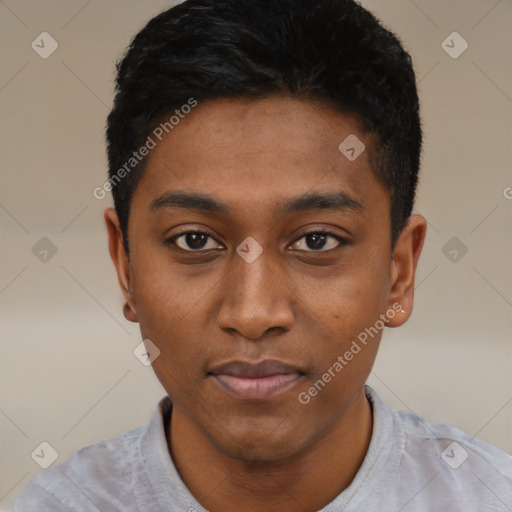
[187,232,207,249]
[308,233,326,250]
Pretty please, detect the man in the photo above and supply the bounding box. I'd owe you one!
[12,0,512,510]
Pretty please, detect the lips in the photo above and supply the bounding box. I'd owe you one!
[208,359,305,400]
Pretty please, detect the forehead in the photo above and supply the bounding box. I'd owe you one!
[132,96,387,220]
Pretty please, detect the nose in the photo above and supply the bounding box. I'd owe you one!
[216,248,295,340]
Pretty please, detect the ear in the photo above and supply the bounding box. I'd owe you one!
[104,207,138,323]
[386,214,427,328]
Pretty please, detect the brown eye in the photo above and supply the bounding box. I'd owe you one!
[168,231,223,252]
[289,230,345,252]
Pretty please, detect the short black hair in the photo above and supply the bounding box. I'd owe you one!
[106,0,422,255]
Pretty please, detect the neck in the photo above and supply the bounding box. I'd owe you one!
[169,391,373,512]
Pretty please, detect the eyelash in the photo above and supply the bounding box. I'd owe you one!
[165,229,347,253]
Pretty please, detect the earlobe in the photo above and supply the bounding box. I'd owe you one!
[104,207,139,323]
[386,214,427,328]
[123,301,138,323]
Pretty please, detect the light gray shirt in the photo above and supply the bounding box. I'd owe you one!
[11,385,512,511]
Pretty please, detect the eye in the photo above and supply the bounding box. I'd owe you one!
[166,229,346,253]
[167,230,223,252]
[289,230,346,252]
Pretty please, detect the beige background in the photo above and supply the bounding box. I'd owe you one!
[1,0,511,508]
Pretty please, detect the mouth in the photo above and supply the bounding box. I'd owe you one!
[207,359,306,400]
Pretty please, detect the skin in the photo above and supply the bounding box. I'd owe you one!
[105,95,427,512]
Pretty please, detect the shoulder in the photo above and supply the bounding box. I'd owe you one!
[396,407,512,473]
[11,426,145,512]
[360,386,512,510]
[393,407,512,506]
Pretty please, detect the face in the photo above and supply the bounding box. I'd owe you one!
[106,96,424,462]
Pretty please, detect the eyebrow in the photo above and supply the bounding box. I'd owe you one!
[150,190,365,216]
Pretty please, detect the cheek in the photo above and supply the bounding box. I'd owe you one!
[301,263,388,333]
[294,256,390,380]
[132,247,193,330]
[137,290,208,405]
[131,264,200,363]
[131,258,227,390]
